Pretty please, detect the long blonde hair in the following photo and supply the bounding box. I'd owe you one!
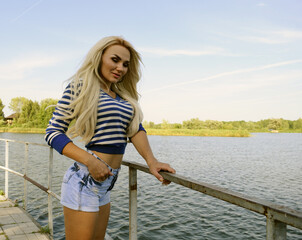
[65,36,143,143]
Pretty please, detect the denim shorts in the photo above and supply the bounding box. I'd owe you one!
[60,153,120,212]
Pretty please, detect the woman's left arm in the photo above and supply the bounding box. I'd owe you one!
[130,131,176,183]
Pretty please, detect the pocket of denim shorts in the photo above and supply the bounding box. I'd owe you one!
[88,175,104,187]
[62,171,77,184]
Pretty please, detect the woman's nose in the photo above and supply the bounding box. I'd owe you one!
[116,63,124,72]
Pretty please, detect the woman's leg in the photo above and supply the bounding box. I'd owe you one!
[64,204,111,240]
[93,203,111,240]
[64,206,99,240]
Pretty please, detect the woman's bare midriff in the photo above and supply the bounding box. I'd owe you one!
[92,151,123,169]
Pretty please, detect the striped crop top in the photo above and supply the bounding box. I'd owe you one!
[45,84,145,155]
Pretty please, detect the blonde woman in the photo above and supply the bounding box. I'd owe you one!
[45,36,175,240]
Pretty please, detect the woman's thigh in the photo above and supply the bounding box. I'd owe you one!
[93,203,111,240]
[64,206,99,240]
[64,204,111,240]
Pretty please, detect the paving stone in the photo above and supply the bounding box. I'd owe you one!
[28,233,51,240]
[2,224,23,236]
[0,199,50,240]
[9,235,26,240]
[0,196,6,201]
[25,233,39,240]
[0,201,13,208]
[0,234,7,240]
[19,222,39,234]
[6,208,23,215]
[11,213,32,223]
[35,233,50,240]
[0,209,9,216]
[0,215,15,225]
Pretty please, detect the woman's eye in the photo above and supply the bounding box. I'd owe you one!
[123,63,129,68]
[112,58,118,62]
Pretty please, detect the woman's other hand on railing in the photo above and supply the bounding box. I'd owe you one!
[147,160,176,185]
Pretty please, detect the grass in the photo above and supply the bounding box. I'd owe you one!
[1,126,301,137]
[145,128,251,137]
[39,225,51,234]
[0,127,45,134]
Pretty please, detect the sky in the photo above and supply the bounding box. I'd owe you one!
[0,0,301,123]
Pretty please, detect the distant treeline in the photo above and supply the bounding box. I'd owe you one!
[1,97,302,132]
[0,97,57,128]
[143,118,302,132]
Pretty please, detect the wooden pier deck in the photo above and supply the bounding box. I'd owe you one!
[0,195,50,240]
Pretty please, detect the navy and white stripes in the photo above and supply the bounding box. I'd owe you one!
[45,84,143,155]
[86,90,134,148]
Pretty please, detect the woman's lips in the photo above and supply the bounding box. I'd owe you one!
[112,73,120,78]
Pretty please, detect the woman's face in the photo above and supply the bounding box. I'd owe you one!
[100,45,130,86]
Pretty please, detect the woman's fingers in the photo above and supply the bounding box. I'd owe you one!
[88,157,113,181]
[149,162,176,183]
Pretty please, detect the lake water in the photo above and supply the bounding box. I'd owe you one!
[0,132,301,239]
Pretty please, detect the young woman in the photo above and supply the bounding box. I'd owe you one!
[45,36,175,240]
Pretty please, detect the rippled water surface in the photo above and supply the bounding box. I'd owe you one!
[0,132,301,239]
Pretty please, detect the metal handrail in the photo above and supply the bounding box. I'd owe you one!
[1,138,302,240]
[124,161,302,240]
[0,138,58,237]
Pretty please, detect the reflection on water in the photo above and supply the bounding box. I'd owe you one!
[0,132,301,239]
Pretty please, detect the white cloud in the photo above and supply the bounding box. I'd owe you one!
[256,3,267,7]
[272,30,302,40]
[239,29,302,44]
[143,59,302,93]
[0,53,67,81]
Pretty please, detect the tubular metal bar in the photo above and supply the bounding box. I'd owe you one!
[5,141,9,198]
[122,160,302,233]
[267,213,287,240]
[0,165,60,201]
[129,167,138,240]
[24,143,29,210]
[48,147,54,236]
[0,138,48,147]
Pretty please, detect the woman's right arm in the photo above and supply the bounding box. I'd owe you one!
[45,84,112,181]
[62,142,113,181]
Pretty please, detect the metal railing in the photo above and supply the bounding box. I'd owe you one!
[1,138,302,240]
[0,138,59,237]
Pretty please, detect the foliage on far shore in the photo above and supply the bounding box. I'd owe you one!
[0,97,302,137]
[145,128,250,137]
[143,118,302,134]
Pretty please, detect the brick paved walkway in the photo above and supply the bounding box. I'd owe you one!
[0,195,50,240]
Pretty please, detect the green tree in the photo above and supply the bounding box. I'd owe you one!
[183,118,203,129]
[280,119,289,130]
[161,119,170,129]
[0,99,4,120]
[18,100,40,127]
[293,118,302,129]
[205,120,222,129]
[267,118,282,130]
[38,98,58,127]
[9,97,28,114]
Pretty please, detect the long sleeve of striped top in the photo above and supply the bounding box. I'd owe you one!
[45,84,145,155]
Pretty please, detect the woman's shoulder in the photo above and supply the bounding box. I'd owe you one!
[65,79,83,96]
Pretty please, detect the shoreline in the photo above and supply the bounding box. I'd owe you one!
[1,127,301,137]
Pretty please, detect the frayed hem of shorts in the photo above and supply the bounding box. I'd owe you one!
[61,201,103,212]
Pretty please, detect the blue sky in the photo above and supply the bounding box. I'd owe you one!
[1,0,301,123]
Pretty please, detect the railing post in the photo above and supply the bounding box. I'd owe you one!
[266,211,287,240]
[23,143,29,210]
[129,167,138,240]
[5,140,9,199]
[48,147,54,236]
